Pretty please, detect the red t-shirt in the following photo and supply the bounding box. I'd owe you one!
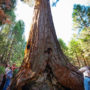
[11,66,17,71]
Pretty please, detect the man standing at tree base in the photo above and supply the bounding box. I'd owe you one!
[83,70,90,90]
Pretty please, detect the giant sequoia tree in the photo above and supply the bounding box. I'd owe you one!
[10,0,84,90]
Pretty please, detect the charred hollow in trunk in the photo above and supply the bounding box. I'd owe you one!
[10,0,84,90]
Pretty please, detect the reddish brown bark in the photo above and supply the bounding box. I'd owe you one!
[0,0,12,24]
[0,9,7,24]
[10,0,84,90]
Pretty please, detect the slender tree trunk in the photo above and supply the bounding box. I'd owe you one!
[6,38,15,63]
[75,51,81,68]
[0,53,4,63]
[83,57,87,66]
[81,53,87,66]
[10,0,84,90]
[0,48,8,64]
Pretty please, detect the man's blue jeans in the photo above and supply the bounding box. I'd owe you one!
[84,77,90,90]
[3,78,11,90]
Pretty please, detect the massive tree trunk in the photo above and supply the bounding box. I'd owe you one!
[10,0,84,90]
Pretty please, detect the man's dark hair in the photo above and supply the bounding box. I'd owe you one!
[5,64,8,67]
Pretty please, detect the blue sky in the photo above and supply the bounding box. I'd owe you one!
[15,0,89,45]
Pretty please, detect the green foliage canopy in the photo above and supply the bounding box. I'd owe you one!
[72,4,90,32]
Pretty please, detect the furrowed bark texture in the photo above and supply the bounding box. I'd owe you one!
[10,0,84,90]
